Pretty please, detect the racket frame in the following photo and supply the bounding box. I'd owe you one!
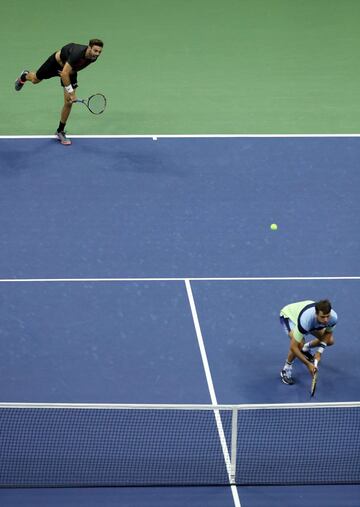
[74,93,106,115]
[310,370,318,397]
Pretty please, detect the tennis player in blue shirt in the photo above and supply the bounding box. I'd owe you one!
[279,299,337,385]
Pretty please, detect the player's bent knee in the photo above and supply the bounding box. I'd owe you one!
[324,333,334,346]
[31,75,41,84]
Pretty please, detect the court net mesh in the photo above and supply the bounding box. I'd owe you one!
[0,402,359,487]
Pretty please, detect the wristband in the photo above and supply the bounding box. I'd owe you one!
[65,84,74,93]
[314,359,319,368]
[316,341,327,355]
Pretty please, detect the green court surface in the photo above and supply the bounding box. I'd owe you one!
[1,0,360,135]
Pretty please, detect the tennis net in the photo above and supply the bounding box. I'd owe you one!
[0,401,359,487]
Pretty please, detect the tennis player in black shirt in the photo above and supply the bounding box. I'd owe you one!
[14,39,104,145]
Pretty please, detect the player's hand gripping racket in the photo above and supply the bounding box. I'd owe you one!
[310,369,318,397]
[74,93,106,114]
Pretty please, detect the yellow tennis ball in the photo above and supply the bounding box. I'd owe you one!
[270,223,278,231]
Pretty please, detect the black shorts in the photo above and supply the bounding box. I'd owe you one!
[35,53,78,88]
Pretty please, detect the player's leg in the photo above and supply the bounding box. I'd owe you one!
[322,331,334,346]
[279,316,297,385]
[15,53,60,91]
[14,70,35,89]
[55,90,73,145]
[55,73,78,145]
[281,337,307,385]
[26,72,42,84]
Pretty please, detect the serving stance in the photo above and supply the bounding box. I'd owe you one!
[14,39,104,145]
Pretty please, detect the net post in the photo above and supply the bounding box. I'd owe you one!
[230,407,238,484]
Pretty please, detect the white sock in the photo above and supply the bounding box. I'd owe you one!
[302,342,310,352]
[283,361,293,372]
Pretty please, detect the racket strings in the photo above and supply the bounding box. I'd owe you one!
[87,94,106,114]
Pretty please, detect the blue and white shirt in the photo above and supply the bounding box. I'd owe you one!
[280,300,337,342]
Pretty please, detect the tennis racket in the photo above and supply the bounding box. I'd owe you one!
[74,93,106,114]
[310,370,318,397]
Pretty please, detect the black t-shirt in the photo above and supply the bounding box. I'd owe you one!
[60,43,95,72]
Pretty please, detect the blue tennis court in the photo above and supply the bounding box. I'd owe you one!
[0,136,359,506]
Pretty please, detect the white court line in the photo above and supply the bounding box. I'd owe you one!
[184,279,241,507]
[1,134,360,139]
[0,276,359,283]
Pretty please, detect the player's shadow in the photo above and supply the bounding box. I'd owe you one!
[0,140,61,176]
[0,149,37,176]
[75,141,187,177]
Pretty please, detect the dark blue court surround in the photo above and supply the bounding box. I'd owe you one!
[0,136,359,506]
